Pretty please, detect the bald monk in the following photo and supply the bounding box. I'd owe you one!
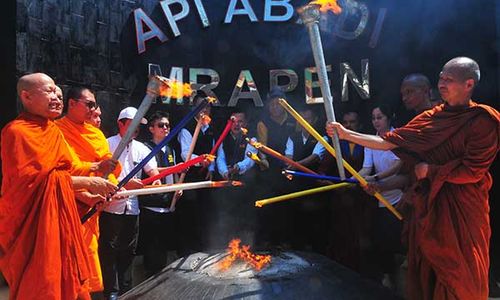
[0,73,117,300]
[327,57,499,299]
[55,86,121,295]
[400,73,433,114]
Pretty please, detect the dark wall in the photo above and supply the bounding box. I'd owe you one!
[14,0,161,136]
[6,0,500,134]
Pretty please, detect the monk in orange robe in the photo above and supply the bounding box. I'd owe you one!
[56,86,121,295]
[327,57,499,299]
[0,73,117,300]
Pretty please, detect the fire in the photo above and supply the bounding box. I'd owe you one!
[159,79,193,98]
[218,239,271,271]
[311,0,342,14]
[200,114,211,126]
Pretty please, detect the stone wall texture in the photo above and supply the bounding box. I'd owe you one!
[16,0,157,135]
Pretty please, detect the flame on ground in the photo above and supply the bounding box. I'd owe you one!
[218,239,271,271]
[310,0,342,14]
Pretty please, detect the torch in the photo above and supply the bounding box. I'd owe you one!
[210,116,236,156]
[279,99,403,220]
[81,76,192,224]
[108,76,191,174]
[81,94,213,224]
[255,182,352,207]
[170,114,211,212]
[298,2,346,180]
[282,169,358,184]
[141,154,214,186]
[116,180,242,197]
[246,138,318,175]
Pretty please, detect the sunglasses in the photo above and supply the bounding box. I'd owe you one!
[156,122,170,129]
[76,98,97,109]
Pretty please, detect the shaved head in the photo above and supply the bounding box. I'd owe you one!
[438,57,479,106]
[402,73,431,89]
[17,73,54,97]
[400,73,432,113]
[17,73,62,119]
[442,57,480,85]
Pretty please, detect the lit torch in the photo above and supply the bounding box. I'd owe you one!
[298,1,346,180]
[82,76,193,224]
[110,76,192,169]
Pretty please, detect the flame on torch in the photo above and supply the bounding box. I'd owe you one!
[310,0,342,14]
[157,78,193,99]
[218,239,271,271]
[200,114,212,126]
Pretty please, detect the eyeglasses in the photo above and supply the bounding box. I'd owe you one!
[75,98,97,109]
[156,122,170,129]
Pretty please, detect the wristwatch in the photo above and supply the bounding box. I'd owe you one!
[374,174,380,181]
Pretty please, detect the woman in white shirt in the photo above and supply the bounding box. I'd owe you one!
[358,104,403,290]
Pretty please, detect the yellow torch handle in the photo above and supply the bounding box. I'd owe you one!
[255,183,352,207]
[278,99,402,220]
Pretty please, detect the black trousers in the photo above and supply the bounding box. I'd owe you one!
[136,208,177,277]
[98,212,139,297]
[176,168,211,255]
[370,208,403,275]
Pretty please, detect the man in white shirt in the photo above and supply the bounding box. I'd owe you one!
[99,107,160,299]
[283,106,327,252]
[284,107,325,170]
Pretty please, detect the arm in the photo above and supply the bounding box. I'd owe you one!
[357,167,372,177]
[90,159,119,175]
[178,128,199,161]
[141,145,160,185]
[75,190,106,207]
[313,139,326,160]
[326,122,397,150]
[208,134,215,173]
[257,122,268,145]
[216,144,229,179]
[297,154,320,168]
[71,176,117,196]
[285,137,293,159]
[145,168,159,177]
[358,147,374,178]
[234,143,257,174]
[296,140,325,167]
[419,116,499,184]
[363,173,410,195]
[375,160,402,180]
[378,174,409,191]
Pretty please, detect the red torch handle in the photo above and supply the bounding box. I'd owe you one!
[210,117,235,155]
[141,155,207,185]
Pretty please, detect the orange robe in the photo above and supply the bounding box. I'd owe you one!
[383,102,500,300]
[55,116,121,292]
[0,112,91,299]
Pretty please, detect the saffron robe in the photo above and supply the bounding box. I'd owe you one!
[56,116,121,292]
[383,102,500,300]
[0,112,91,299]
